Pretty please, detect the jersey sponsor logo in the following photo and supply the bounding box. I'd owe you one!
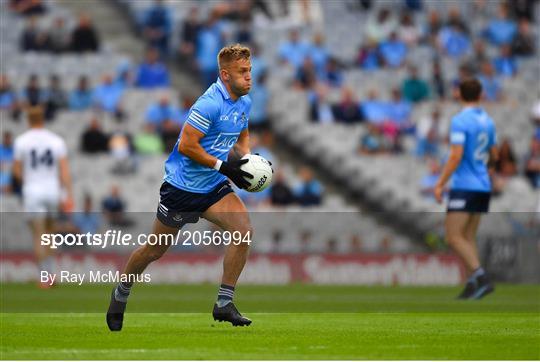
[211,132,240,152]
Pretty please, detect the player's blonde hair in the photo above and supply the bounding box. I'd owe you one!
[218,44,251,71]
[26,106,44,125]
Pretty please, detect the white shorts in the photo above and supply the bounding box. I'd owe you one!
[23,186,61,218]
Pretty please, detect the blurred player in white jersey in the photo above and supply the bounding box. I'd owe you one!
[12,106,73,288]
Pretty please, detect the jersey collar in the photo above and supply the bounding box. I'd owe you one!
[216,77,231,100]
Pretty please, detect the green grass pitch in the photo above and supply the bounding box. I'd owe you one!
[1,284,539,359]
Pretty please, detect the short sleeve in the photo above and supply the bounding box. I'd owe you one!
[449,117,466,145]
[13,138,23,161]
[56,138,67,158]
[186,97,219,134]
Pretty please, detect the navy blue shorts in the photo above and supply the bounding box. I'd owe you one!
[447,189,491,213]
[156,181,233,228]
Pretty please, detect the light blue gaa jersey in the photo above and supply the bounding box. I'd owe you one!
[449,106,497,192]
[164,78,251,193]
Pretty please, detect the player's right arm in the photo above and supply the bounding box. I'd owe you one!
[178,124,219,169]
[178,123,252,189]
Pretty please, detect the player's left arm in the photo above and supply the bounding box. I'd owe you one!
[434,145,464,203]
[228,129,250,162]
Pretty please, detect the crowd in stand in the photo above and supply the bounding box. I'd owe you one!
[3,0,538,218]
[267,0,538,199]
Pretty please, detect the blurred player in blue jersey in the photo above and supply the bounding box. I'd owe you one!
[107,44,256,330]
[434,78,498,300]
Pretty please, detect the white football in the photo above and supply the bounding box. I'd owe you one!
[240,154,273,192]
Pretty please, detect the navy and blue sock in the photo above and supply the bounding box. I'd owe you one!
[216,284,235,307]
[114,281,133,303]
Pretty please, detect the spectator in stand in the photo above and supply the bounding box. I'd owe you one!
[464,40,489,74]
[196,9,224,87]
[432,60,446,99]
[109,131,136,175]
[379,31,408,68]
[309,85,335,124]
[495,138,518,177]
[424,10,442,45]
[0,131,14,193]
[114,61,134,90]
[512,19,535,57]
[48,17,70,53]
[357,40,381,70]
[236,19,252,44]
[135,48,170,88]
[9,0,46,16]
[437,25,471,59]
[160,119,182,153]
[295,57,317,89]
[446,6,469,34]
[322,58,344,88]
[278,29,309,70]
[508,0,535,22]
[179,6,201,67]
[332,87,363,124]
[398,12,420,45]
[525,137,540,189]
[388,88,412,127]
[20,16,49,52]
[71,13,100,53]
[478,61,503,102]
[72,194,102,235]
[249,43,268,87]
[102,185,132,226]
[80,118,109,154]
[44,74,67,121]
[252,131,276,165]
[142,0,172,57]
[416,107,443,159]
[493,45,518,77]
[294,167,323,206]
[483,3,517,46]
[270,169,295,206]
[134,124,164,155]
[359,123,387,154]
[401,66,429,103]
[365,8,397,43]
[0,74,21,121]
[21,74,45,106]
[420,157,442,200]
[361,89,388,124]
[249,72,270,131]
[145,94,182,131]
[308,33,329,76]
[93,75,126,121]
[69,75,93,111]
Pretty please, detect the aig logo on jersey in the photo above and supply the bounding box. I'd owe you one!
[211,132,240,152]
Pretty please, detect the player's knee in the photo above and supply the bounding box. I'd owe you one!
[234,222,253,244]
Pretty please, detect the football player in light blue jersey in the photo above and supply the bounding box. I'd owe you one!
[435,78,499,300]
[107,45,256,330]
